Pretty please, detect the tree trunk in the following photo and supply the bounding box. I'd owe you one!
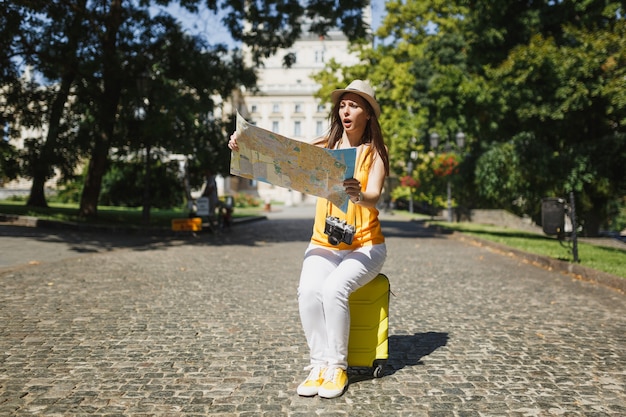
[27,175,49,207]
[27,73,74,208]
[79,138,110,217]
[78,0,123,218]
[27,0,86,208]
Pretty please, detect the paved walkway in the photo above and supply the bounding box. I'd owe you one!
[0,205,624,416]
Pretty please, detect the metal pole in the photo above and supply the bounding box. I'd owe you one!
[407,160,414,214]
[445,135,453,222]
[142,142,151,224]
[447,179,452,222]
[570,191,579,263]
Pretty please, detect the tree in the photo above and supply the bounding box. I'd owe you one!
[109,16,250,219]
[4,0,372,218]
[471,2,626,234]
[1,1,32,183]
[312,0,474,216]
[0,140,20,184]
[474,139,530,215]
[323,0,626,235]
[24,1,89,207]
[0,0,24,84]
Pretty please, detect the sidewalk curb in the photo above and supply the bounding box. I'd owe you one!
[447,231,626,294]
[0,213,268,236]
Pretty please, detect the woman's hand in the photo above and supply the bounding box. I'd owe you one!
[343,178,362,203]
[228,132,239,152]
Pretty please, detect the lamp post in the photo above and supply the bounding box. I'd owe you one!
[136,72,151,224]
[430,130,466,222]
[406,150,418,213]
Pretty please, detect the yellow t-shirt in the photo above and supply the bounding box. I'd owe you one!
[310,145,385,250]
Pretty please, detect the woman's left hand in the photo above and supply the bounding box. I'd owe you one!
[228,133,240,151]
[343,178,362,202]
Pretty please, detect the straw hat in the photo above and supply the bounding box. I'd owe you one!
[331,79,381,118]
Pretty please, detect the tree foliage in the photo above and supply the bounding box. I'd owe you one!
[322,0,626,235]
[99,158,184,209]
[473,2,626,234]
[2,0,371,217]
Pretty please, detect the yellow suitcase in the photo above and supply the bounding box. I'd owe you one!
[348,273,389,378]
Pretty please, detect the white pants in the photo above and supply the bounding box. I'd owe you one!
[297,243,387,369]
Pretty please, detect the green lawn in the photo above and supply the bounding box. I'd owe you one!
[0,200,264,229]
[431,221,626,279]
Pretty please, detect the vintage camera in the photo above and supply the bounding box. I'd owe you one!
[324,216,356,246]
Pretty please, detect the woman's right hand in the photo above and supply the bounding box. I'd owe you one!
[228,132,239,152]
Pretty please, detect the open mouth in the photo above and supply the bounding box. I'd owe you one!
[343,118,352,128]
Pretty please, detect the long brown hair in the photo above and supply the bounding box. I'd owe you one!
[314,95,389,176]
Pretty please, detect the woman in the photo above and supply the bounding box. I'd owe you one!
[228,80,389,399]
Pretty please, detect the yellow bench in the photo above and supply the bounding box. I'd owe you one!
[171,217,202,232]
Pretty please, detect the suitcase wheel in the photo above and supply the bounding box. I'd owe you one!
[373,360,386,378]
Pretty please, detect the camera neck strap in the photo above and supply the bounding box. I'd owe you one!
[325,139,366,226]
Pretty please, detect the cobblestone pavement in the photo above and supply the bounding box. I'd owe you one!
[0,205,624,416]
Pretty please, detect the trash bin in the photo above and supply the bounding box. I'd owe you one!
[541,197,565,235]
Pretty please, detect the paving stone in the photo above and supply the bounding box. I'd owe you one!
[0,206,624,415]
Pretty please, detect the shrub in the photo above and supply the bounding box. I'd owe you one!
[432,153,460,177]
[233,193,260,208]
[99,159,184,209]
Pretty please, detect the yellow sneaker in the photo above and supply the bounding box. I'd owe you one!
[297,365,326,397]
[318,367,348,399]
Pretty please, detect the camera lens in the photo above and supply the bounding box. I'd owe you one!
[328,235,340,246]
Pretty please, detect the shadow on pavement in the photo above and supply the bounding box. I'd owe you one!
[348,331,449,384]
[380,218,444,239]
[0,213,442,271]
[387,332,449,374]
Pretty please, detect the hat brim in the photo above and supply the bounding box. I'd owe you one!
[331,89,381,118]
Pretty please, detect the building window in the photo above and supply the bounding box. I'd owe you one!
[316,121,324,136]
[317,103,326,113]
[272,103,280,113]
[294,103,302,113]
[250,104,257,113]
[294,121,301,137]
[315,50,325,63]
[272,121,279,133]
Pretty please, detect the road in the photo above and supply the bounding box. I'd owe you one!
[0,205,624,416]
